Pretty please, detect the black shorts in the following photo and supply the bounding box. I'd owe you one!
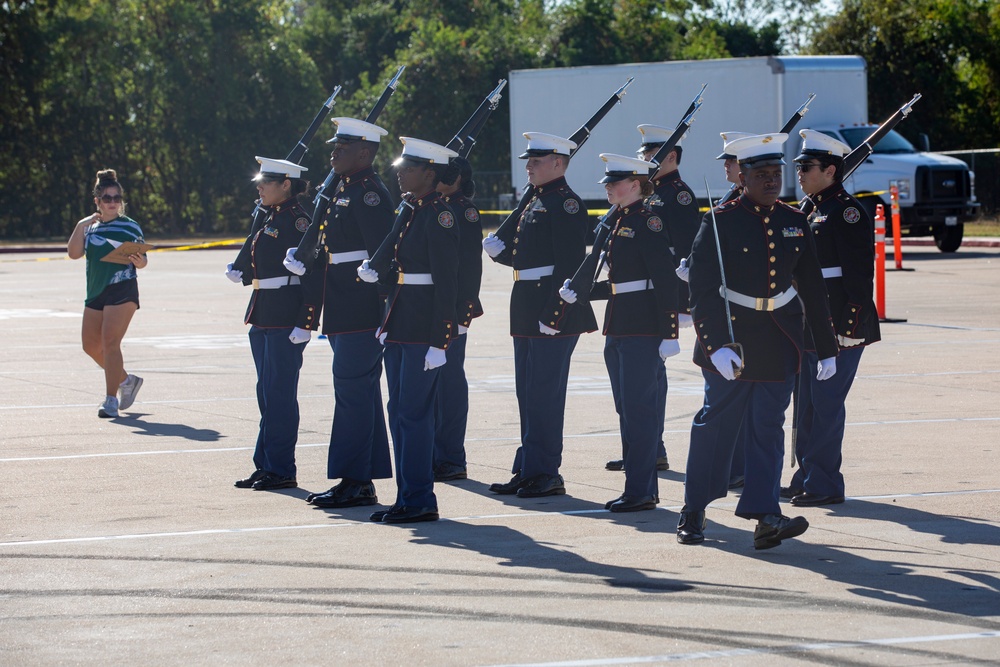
[86,279,140,311]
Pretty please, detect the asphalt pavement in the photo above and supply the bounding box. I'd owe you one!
[1,243,998,665]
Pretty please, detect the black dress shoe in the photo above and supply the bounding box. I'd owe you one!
[251,473,298,491]
[488,472,524,495]
[677,510,706,544]
[434,463,468,482]
[382,506,439,524]
[605,457,669,472]
[306,480,345,503]
[790,492,845,507]
[753,514,809,550]
[728,475,745,490]
[234,469,267,489]
[311,480,378,508]
[516,473,565,498]
[780,485,804,499]
[369,504,401,522]
[608,495,657,512]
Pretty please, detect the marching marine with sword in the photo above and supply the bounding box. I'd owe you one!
[677,133,839,550]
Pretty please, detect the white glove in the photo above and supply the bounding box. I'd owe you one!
[659,339,681,360]
[424,346,447,371]
[539,322,559,336]
[710,347,742,381]
[675,257,690,283]
[378,330,387,345]
[458,325,469,335]
[288,327,311,345]
[817,356,837,381]
[225,263,243,283]
[838,335,865,347]
[357,259,378,283]
[558,279,578,304]
[678,313,693,329]
[283,248,306,276]
[482,233,506,258]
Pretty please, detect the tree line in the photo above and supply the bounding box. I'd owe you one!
[2,0,997,239]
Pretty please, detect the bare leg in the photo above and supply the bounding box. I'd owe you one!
[99,303,137,396]
[81,307,106,368]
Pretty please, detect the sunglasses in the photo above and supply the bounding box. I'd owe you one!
[795,162,821,173]
[100,194,123,203]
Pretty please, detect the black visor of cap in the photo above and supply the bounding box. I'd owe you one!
[794,149,844,162]
[739,153,786,167]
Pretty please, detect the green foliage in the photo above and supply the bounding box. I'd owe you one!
[7,0,995,236]
[810,0,1000,152]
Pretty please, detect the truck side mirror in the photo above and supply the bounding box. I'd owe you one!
[919,133,931,152]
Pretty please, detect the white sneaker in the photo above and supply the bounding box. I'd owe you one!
[118,374,143,411]
[99,395,119,418]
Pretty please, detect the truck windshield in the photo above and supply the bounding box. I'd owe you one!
[837,128,916,154]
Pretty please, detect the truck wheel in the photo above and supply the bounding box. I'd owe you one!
[933,224,963,252]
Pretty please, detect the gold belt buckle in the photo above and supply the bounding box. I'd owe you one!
[397,272,405,285]
[251,278,260,290]
[610,283,618,295]
[756,297,774,312]
[513,270,521,281]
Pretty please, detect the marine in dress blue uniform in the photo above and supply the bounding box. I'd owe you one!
[561,153,680,512]
[231,157,322,491]
[358,137,461,524]
[286,118,395,509]
[784,129,882,507]
[434,157,484,482]
[599,124,698,474]
[483,132,598,498]
[677,134,840,549]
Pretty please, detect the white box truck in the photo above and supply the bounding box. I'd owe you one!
[508,55,979,251]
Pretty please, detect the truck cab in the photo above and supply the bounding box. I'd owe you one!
[809,125,979,251]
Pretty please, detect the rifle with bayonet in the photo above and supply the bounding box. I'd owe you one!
[290,65,406,268]
[717,93,816,207]
[231,86,343,278]
[492,78,635,246]
[366,79,508,280]
[842,93,921,179]
[564,85,707,301]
